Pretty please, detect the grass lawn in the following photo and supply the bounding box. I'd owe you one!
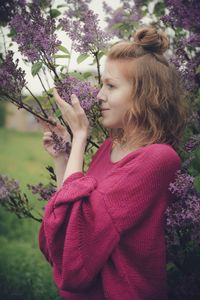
[0,128,62,300]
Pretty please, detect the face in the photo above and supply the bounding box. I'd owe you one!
[97,59,133,129]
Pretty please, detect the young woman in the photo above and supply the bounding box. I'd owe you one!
[38,26,188,300]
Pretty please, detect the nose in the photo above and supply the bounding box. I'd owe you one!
[97,87,106,104]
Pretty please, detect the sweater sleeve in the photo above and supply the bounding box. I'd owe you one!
[38,171,120,292]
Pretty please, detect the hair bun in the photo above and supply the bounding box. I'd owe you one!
[133,26,169,54]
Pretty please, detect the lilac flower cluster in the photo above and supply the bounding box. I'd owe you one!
[161,2,200,93]
[64,0,92,19]
[55,75,99,112]
[170,56,200,93]
[161,0,200,32]
[0,0,26,23]
[103,0,141,39]
[0,51,26,99]
[0,175,20,202]
[27,182,56,201]
[184,135,200,152]
[9,4,61,62]
[51,131,72,155]
[165,170,200,245]
[61,9,112,54]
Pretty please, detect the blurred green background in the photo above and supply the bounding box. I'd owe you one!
[0,128,62,300]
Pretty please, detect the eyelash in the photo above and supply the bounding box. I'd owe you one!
[107,84,114,89]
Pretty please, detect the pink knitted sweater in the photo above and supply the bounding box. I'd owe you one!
[38,138,181,300]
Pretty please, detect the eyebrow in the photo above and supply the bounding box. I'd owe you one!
[101,76,118,82]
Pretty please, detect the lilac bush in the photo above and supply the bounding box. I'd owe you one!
[103,0,141,39]
[161,0,200,94]
[0,0,26,23]
[61,9,112,54]
[0,50,27,100]
[10,3,61,63]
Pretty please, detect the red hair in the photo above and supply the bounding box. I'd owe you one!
[105,26,189,151]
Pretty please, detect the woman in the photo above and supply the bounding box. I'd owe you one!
[38,26,188,300]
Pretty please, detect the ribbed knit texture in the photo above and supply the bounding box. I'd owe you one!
[38,138,181,300]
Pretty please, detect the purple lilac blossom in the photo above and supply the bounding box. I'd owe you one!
[103,0,141,39]
[184,135,200,152]
[161,1,200,93]
[55,75,99,112]
[161,0,200,32]
[64,0,92,19]
[32,0,53,6]
[165,170,200,245]
[0,50,26,99]
[0,0,26,23]
[170,50,200,93]
[0,175,20,202]
[27,182,56,201]
[9,4,61,62]
[61,9,112,54]
[51,131,72,155]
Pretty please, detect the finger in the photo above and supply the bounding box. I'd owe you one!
[43,132,52,137]
[71,94,83,112]
[43,136,53,142]
[53,88,71,109]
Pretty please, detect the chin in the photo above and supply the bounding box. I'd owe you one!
[99,116,121,129]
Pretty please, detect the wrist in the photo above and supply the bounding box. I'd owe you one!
[53,153,69,162]
[72,135,87,145]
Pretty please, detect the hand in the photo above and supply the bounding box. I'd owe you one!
[37,117,71,159]
[53,88,90,141]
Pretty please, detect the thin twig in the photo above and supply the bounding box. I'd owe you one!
[25,86,48,118]
[93,51,101,85]
[37,73,56,114]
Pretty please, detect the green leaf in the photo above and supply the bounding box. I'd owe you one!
[194,175,200,194]
[54,54,70,59]
[58,45,70,55]
[97,51,105,60]
[83,72,92,79]
[69,71,84,80]
[31,61,43,77]
[0,21,7,27]
[55,108,62,118]
[57,4,67,8]
[191,148,200,172]
[77,53,90,64]
[111,22,124,30]
[89,58,96,66]
[196,65,200,74]
[49,9,61,18]
[0,53,3,64]
[166,262,177,272]
[154,2,165,17]
[7,28,17,38]
[89,51,105,66]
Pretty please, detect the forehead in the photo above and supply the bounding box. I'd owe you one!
[101,59,133,82]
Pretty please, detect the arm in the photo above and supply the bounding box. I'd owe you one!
[53,155,68,190]
[53,136,87,189]
[62,136,87,184]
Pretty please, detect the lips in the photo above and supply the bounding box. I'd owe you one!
[100,108,110,111]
